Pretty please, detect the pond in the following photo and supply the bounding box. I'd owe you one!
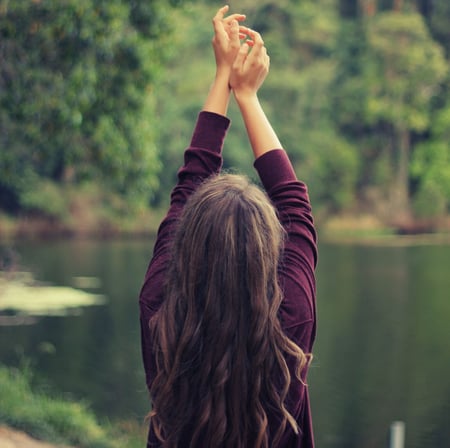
[0,237,449,447]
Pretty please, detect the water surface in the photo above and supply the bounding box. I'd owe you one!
[0,238,449,447]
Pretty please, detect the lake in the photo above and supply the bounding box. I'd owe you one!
[0,237,449,447]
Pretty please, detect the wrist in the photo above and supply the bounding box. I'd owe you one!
[233,90,259,107]
[215,67,231,86]
[203,73,232,116]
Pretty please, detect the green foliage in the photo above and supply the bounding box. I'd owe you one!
[423,0,450,57]
[0,364,112,446]
[245,0,357,211]
[411,105,450,216]
[154,1,360,212]
[331,7,449,219]
[20,180,69,219]
[296,129,359,212]
[152,0,450,225]
[0,364,146,447]
[1,0,449,227]
[365,12,447,131]
[0,0,177,213]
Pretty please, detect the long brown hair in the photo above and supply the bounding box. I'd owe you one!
[149,174,309,447]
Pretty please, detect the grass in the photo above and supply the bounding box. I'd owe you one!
[319,213,394,237]
[318,213,450,247]
[0,364,147,447]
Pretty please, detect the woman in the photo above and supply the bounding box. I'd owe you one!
[139,6,317,447]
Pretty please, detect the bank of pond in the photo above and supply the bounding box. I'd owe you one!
[0,364,146,447]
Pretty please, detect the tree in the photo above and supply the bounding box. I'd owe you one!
[149,0,449,228]
[332,5,448,223]
[416,0,450,57]
[364,11,447,221]
[411,104,450,217]
[0,0,181,214]
[239,0,360,213]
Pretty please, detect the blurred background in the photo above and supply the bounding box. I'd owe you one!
[0,1,449,447]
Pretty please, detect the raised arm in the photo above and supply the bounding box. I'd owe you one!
[230,28,318,346]
[230,29,282,158]
[139,6,246,325]
[203,6,246,116]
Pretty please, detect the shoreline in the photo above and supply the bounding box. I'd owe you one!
[0,425,71,448]
[0,364,147,448]
[0,207,449,246]
[0,212,163,243]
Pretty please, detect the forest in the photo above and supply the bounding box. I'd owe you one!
[1,0,449,236]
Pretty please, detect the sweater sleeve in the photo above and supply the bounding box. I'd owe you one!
[139,111,230,388]
[254,149,317,353]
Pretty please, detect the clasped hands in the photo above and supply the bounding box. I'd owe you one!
[212,5,270,98]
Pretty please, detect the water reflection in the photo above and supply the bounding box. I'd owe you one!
[0,238,449,447]
[311,243,450,447]
[0,271,105,317]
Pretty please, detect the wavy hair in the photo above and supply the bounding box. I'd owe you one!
[149,174,309,447]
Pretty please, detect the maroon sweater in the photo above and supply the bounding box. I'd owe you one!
[139,111,317,447]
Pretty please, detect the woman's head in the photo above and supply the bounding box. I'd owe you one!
[173,173,284,308]
[150,174,308,448]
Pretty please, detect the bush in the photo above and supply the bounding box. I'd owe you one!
[20,181,69,219]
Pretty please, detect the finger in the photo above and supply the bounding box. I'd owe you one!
[238,26,252,37]
[242,28,263,44]
[262,50,268,63]
[239,36,254,46]
[238,28,262,47]
[224,13,246,23]
[239,27,254,44]
[246,32,264,56]
[233,42,250,70]
[251,30,264,48]
[214,5,229,20]
[212,5,229,33]
[229,20,240,47]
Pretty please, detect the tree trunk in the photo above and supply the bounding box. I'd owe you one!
[360,0,377,17]
[393,0,403,12]
[390,127,411,225]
